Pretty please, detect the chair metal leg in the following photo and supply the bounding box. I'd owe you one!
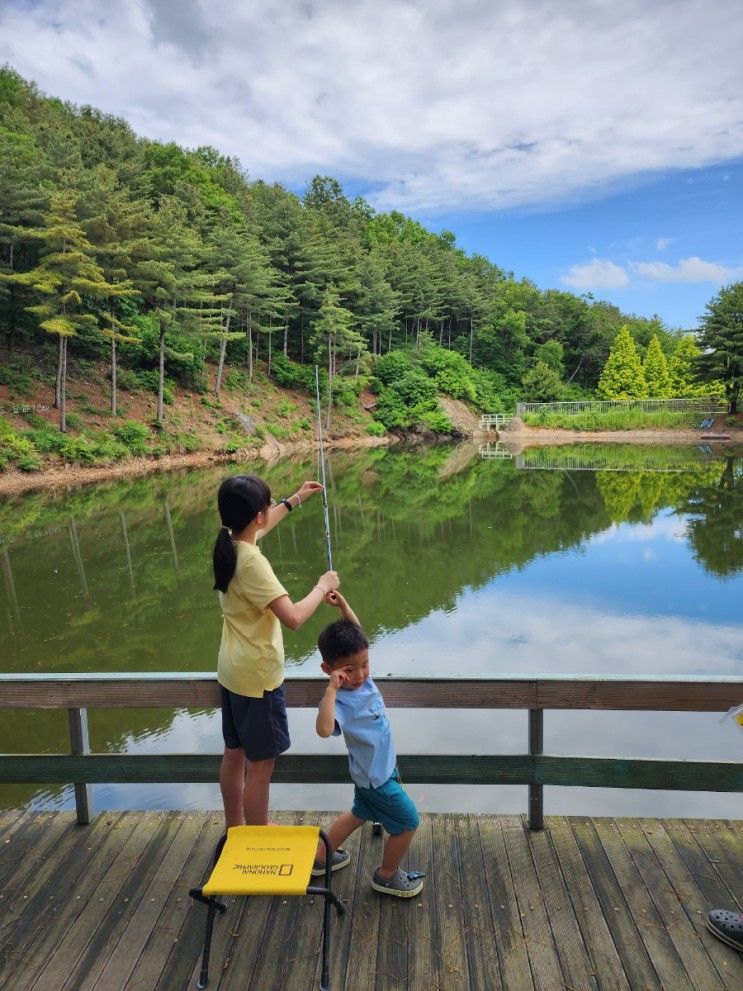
[196,897,217,989]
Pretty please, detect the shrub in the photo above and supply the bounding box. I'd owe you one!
[374,349,414,385]
[418,408,454,434]
[366,420,386,436]
[225,369,249,391]
[112,420,150,455]
[271,353,316,391]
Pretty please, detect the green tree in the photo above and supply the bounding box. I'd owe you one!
[642,334,673,398]
[596,324,647,399]
[521,360,565,402]
[1,191,132,430]
[695,282,743,414]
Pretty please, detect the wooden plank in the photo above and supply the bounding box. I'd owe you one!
[18,812,175,991]
[120,811,223,991]
[0,812,131,984]
[614,818,725,990]
[0,811,71,890]
[500,816,565,991]
[477,815,534,991]
[537,756,743,792]
[591,818,694,991]
[524,819,599,991]
[537,679,742,711]
[545,816,630,990]
[663,819,741,913]
[683,820,743,908]
[570,817,659,990]
[152,817,247,991]
[457,816,503,990]
[0,753,535,786]
[290,811,355,991]
[428,813,469,990]
[394,812,433,991]
[2,674,740,711]
[640,819,743,991]
[4,753,740,794]
[73,812,206,991]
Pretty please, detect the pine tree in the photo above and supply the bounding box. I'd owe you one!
[310,284,363,427]
[596,324,647,400]
[1,191,133,430]
[695,282,743,414]
[642,334,672,398]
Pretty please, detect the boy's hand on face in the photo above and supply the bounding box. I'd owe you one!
[328,669,348,692]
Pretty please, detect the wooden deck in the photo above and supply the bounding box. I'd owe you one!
[0,811,741,991]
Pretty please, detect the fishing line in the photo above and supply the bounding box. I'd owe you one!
[315,365,334,571]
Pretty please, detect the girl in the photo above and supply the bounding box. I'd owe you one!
[212,473,339,827]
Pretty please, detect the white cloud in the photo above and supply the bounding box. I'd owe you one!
[630,256,743,283]
[562,259,629,289]
[656,238,673,250]
[0,0,742,211]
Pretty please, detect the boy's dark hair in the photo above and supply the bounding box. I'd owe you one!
[318,619,369,665]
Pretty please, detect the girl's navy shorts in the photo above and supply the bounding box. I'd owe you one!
[220,683,290,761]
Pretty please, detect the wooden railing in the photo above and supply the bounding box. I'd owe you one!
[1,673,741,829]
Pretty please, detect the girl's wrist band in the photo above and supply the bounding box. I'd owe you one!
[315,584,327,595]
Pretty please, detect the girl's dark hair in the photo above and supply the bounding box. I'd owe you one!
[212,474,271,592]
[318,620,369,665]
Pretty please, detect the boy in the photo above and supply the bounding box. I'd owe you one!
[312,591,424,898]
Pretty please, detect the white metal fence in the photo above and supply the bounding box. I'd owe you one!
[515,398,724,415]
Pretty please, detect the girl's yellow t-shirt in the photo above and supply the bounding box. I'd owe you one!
[217,541,288,698]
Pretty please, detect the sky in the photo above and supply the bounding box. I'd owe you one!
[1,0,742,329]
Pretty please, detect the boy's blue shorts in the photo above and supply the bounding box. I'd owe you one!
[352,772,419,835]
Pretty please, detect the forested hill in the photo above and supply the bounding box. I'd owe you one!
[0,65,691,466]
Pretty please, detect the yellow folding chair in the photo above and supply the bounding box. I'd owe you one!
[189,825,345,990]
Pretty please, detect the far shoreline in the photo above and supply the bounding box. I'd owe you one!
[0,426,740,498]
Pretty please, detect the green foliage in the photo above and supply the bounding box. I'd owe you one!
[642,334,673,398]
[695,281,743,413]
[270,352,318,391]
[522,409,700,430]
[596,325,648,399]
[365,420,387,436]
[521,360,565,402]
[111,420,150,454]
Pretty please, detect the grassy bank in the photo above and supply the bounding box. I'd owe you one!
[522,408,708,431]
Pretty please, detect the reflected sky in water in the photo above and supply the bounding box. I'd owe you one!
[2,443,741,818]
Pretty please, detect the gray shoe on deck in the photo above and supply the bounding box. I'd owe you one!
[707,909,743,952]
[371,868,424,898]
[311,848,350,877]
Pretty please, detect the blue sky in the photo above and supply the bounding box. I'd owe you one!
[2,0,741,330]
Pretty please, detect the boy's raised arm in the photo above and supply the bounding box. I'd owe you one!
[325,590,361,626]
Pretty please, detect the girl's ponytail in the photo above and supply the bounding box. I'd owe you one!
[212,475,272,592]
[212,526,237,593]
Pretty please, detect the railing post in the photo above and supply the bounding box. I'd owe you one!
[528,708,543,831]
[68,707,92,825]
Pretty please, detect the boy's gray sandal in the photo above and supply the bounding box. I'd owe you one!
[371,868,424,898]
[311,847,350,877]
[707,909,743,951]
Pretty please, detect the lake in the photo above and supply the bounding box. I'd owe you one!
[1,441,741,819]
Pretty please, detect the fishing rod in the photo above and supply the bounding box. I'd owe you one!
[315,365,334,571]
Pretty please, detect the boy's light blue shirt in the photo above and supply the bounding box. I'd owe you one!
[332,677,396,789]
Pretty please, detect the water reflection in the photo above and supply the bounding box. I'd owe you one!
[0,444,741,816]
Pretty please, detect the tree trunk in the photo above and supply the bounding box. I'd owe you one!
[283,323,288,356]
[469,317,474,364]
[216,311,231,395]
[55,335,63,410]
[268,328,272,377]
[157,319,165,424]
[355,347,361,378]
[60,336,67,433]
[216,337,227,395]
[326,335,333,431]
[111,337,117,416]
